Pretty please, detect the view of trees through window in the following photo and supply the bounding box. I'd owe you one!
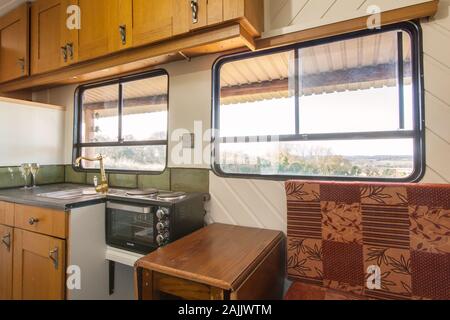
[215,26,422,180]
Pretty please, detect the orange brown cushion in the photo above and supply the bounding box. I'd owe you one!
[285,181,450,300]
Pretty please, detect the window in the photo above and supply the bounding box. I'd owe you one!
[73,70,169,173]
[212,22,424,181]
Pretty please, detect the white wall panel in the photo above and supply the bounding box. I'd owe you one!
[422,1,450,183]
[208,174,287,232]
[425,94,450,144]
[0,99,65,166]
[264,0,436,37]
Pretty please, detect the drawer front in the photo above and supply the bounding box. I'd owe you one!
[14,204,67,239]
[0,202,14,227]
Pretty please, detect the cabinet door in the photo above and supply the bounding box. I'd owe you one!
[0,225,13,300]
[0,3,29,82]
[31,0,66,75]
[0,202,14,227]
[132,0,173,47]
[179,0,223,33]
[13,229,66,300]
[207,0,224,25]
[78,0,110,61]
[108,0,133,52]
[60,0,79,66]
[223,0,243,21]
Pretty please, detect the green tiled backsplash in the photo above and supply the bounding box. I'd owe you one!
[0,165,65,189]
[0,165,209,193]
[66,165,209,193]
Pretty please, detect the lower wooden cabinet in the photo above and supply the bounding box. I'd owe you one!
[0,224,13,300]
[12,229,66,300]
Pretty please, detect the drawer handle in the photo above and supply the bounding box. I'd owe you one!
[119,25,127,45]
[17,58,25,74]
[29,217,40,225]
[190,0,199,23]
[49,248,59,269]
[61,46,68,63]
[2,233,11,251]
[67,42,74,60]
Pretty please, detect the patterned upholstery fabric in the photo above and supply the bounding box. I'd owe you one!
[285,181,450,300]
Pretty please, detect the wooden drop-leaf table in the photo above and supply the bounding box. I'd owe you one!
[135,223,285,300]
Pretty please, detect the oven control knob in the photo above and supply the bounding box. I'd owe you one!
[156,233,169,246]
[156,221,169,232]
[156,208,169,219]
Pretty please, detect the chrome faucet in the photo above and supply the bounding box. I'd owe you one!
[75,155,109,194]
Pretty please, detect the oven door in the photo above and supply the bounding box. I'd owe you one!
[106,202,157,254]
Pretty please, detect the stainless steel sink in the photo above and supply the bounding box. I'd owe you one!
[37,188,98,200]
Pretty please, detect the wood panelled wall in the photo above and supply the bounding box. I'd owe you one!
[421,0,450,183]
[264,0,435,36]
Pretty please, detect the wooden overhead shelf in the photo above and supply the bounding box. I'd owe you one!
[0,23,253,93]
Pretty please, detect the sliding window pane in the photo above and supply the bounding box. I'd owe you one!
[219,139,414,179]
[122,75,168,141]
[81,84,119,143]
[298,30,413,134]
[81,145,166,171]
[219,50,296,137]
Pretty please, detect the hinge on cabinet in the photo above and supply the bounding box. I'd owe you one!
[49,247,59,269]
[17,58,25,74]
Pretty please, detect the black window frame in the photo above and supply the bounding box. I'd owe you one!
[211,21,426,182]
[73,69,170,175]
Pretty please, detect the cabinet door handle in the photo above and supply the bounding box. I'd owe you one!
[119,25,127,45]
[190,0,199,24]
[2,233,11,251]
[17,58,25,74]
[49,247,59,269]
[67,43,74,60]
[29,217,40,225]
[61,46,68,63]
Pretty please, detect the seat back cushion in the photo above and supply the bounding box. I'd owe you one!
[286,181,450,300]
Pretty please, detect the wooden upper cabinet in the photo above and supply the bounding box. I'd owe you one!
[108,0,133,52]
[31,0,66,75]
[190,0,224,30]
[223,0,264,36]
[0,224,13,300]
[60,0,79,66]
[31,0,79,75]
[0,3,29,83]
[172,0,224,34]
[132,0,173,47]
[207,0,225,26]
[13,229,66,300]
[77,0,111,61]
[173,0,263,36]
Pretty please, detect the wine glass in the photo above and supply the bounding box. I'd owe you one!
[20,164,31,189]
[30,163,40,188]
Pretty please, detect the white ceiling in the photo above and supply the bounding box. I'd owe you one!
[0,0,28,17]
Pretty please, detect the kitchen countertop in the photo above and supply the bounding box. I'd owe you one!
[0,184,105,210]
[0,184,210,211]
